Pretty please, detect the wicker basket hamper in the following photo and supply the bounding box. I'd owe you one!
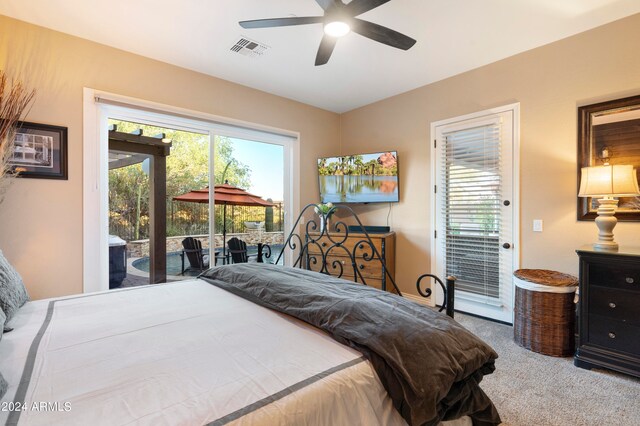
[513,269,578,357]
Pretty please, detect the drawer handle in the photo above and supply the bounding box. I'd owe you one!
[322,242,327,247]
[626,277,634,284]
[608,302,616,309]
[608,332,616,339]
[359,244,364,249]
[359,264,365,270]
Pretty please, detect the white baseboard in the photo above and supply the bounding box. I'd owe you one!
[403,293,434,307]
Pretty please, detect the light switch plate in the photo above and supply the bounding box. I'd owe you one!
[533,219,543,232]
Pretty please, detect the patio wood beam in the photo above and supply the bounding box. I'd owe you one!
[109,139,170,157]
[149,155,167,284]
[108,153,148,170]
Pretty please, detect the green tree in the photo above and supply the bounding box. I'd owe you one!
[213,136,251,188]
[366,159,377,176]
[345,155,355,175]
[339,156,348,175]
[318,158,328,176]
[109,162,149,240]
[353,155,364,175]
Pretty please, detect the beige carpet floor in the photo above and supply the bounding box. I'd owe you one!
[456,313,640,426]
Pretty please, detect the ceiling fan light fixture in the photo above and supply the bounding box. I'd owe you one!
[324,21,350,37]
[239,0,417,65]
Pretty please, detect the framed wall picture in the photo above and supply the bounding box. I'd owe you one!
[9,121,68,180]
[577,95,640,221]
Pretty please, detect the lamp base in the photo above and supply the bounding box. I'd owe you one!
[593,198,619,250]
[593,241,619,250]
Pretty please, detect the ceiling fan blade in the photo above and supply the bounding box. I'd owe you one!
[315,35,338,66]
[239,16,324,29]
[315,0,339,11]
[351,18,416,50]
[344,0,392,16]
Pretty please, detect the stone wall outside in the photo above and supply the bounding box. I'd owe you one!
[127,230,284,258]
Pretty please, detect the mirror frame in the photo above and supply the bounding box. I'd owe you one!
[577,94,640,221]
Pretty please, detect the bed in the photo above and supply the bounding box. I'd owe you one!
[0,205,501,426]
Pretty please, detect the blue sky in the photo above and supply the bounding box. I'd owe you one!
[230,138,284,201]
[322,153,385,164]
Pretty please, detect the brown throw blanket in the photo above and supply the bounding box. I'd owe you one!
[200,264,501,426]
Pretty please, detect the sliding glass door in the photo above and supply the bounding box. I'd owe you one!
[85,91,298,292]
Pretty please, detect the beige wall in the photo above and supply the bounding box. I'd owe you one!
[2,13,639,300]
[340,14,640,295]
[0,15,340,300]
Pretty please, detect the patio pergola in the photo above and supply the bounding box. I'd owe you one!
[109,125,172,284]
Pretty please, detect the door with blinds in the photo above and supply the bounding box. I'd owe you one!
[432,105,519,323]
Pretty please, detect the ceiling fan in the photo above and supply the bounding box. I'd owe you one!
[239,0,416,66]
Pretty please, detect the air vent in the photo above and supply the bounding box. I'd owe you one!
[230,37,269,58]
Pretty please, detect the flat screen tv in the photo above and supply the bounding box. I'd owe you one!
[318,151,399,204]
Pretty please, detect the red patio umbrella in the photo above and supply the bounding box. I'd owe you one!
[173,182,274,260]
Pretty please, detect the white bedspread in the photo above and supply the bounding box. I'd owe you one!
[0,280,471,426]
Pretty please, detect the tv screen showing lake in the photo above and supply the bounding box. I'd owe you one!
[319,175,399,203]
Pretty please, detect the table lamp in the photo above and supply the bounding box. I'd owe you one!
[578,164,640,249]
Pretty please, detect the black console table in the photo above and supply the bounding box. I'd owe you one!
[575,246,640,378]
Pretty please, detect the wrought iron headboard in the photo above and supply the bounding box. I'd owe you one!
[274,204,456,317]
[275,203,401,294]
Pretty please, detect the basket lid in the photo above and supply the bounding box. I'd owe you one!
[514,269,578,287]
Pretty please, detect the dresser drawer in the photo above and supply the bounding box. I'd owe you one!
[358,277,385,291]
[589,287,640,325]
[307,254,386,280]
[588,315,640,355]
[301,261,386,290]
[307,235,384,256]
[589,263,640,291]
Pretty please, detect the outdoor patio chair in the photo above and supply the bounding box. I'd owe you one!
[181,237,210,274]
[227,237,250,263]
[227,238,271,264]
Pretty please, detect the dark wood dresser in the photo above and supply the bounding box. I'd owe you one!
[575,246,640,377]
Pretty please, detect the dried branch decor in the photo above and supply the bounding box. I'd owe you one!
[0,70,35,202]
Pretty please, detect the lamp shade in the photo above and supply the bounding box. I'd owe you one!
[579,165,640,197]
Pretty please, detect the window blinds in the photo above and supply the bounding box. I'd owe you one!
[442,123,502,300]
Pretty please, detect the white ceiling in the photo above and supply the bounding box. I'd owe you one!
[1,0,639,113]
